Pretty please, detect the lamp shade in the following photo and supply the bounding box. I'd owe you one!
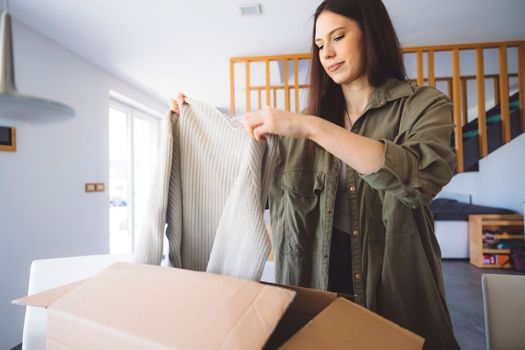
[0,93,75,125]
[0,1,75,126]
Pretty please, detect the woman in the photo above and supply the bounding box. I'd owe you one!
[172,0,460,348]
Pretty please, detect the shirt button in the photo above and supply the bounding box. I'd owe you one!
[324,254,329,259]
[349,186,356,192]
[352,229,359,236]
[354,272,362,280]
[328,210,332,214]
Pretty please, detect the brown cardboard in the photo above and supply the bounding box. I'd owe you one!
[263,283,338,349]
[14,262,424,350]
[279,298,425,349]
[12,279,85,308]
[15,262,296,350]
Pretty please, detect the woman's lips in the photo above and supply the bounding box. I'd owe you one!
[327,62,343,72]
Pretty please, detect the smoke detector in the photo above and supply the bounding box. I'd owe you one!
[239,3,262,16]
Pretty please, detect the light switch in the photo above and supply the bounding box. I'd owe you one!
[85,183,96,192]
[95,183,105,192]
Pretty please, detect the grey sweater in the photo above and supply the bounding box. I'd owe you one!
[134,98,278,280]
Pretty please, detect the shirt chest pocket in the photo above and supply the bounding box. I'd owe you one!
[280,171,325,255]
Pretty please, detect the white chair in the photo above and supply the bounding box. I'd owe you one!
[22,254,133,350]
[482,274,525,350]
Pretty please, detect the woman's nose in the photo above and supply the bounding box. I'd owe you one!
[323,43,335,59]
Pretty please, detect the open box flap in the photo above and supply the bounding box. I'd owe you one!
[279,297,425,350]
[35,262,297,350]
[12,279,86,308]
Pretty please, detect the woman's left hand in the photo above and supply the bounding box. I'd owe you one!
[241,106,315,141]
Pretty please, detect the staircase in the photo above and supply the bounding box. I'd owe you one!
[453,93,522,172]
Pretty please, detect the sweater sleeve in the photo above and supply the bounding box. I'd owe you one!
[360,87,457,208]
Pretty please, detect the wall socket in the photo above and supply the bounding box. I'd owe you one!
[85,183,105,192]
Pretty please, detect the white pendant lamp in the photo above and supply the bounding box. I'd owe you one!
[0,0,75,125]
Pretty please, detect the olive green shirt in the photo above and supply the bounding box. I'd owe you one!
[268,79,459,350]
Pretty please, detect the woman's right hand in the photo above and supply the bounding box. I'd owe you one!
[169,93,186,115]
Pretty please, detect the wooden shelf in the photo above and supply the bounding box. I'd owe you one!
[483,234,525,240]
[483,249,512,254]
[481,264,513,269]
[469,214,524,269]
[482,220,524,226]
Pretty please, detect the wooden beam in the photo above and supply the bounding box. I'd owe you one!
[493,78,500,105]
[476,47,488,157]
[230,59,235,116]
[245,61,251,112]
[498,46,511,143]
[428,50,436,87]
[452,49,464,173]
[461,78,468,126]
[401,40,525,53]
[294,58,299,113]
[265,60,271,107]
[416,50,424,86]
[518,43,525,132]
[284,59,290,111]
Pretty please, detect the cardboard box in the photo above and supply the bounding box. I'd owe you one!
[13,262,424,349]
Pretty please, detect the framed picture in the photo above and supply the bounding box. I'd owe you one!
[0,126,16,152]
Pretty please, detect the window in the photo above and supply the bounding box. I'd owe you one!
[109,99,161,254]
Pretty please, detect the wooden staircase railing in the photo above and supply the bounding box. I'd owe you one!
[230,40,525,173]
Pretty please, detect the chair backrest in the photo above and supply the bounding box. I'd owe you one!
[22,254,133,350]
[482,274,525,350]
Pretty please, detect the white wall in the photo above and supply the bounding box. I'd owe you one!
[442,133,525,213]
[0,19,165,349]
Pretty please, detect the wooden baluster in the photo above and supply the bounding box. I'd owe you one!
[273,88,277,108]
[493,78,500,105]
[461,78,468,126]
[476,47,488,157]
[499,46,511,143]
[265,60,271,108]
[518,43,525,131]
[452,49,464,172]
[428,50,436,87]
[258,89,262,110]
[447,78,453,101]
[294,58,299,112]
[416,50,424,86]
[230,59,236,116]
[245,61,251,113]
[284,59,290,111]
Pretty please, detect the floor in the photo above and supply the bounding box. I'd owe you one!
[442,259,524,350]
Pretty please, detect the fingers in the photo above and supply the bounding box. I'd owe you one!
[175,93,186,107]
[241,110,274,142]
[169,99,179,114]
[253,126,267,142]
[169,93,187,114]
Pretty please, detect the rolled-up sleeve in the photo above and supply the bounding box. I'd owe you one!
[361,88,457,208]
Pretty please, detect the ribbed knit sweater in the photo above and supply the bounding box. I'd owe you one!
[133,98,278,280]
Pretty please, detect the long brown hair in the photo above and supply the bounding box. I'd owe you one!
[307,0,406,127]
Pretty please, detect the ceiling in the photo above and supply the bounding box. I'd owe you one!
[5,0,525,109]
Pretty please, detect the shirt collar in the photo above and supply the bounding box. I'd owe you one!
[367,78,416,110]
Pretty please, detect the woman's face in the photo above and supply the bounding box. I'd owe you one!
[314,11,365,86]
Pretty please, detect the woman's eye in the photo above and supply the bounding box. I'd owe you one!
[334,35,344,41]
[318,45,324,50]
